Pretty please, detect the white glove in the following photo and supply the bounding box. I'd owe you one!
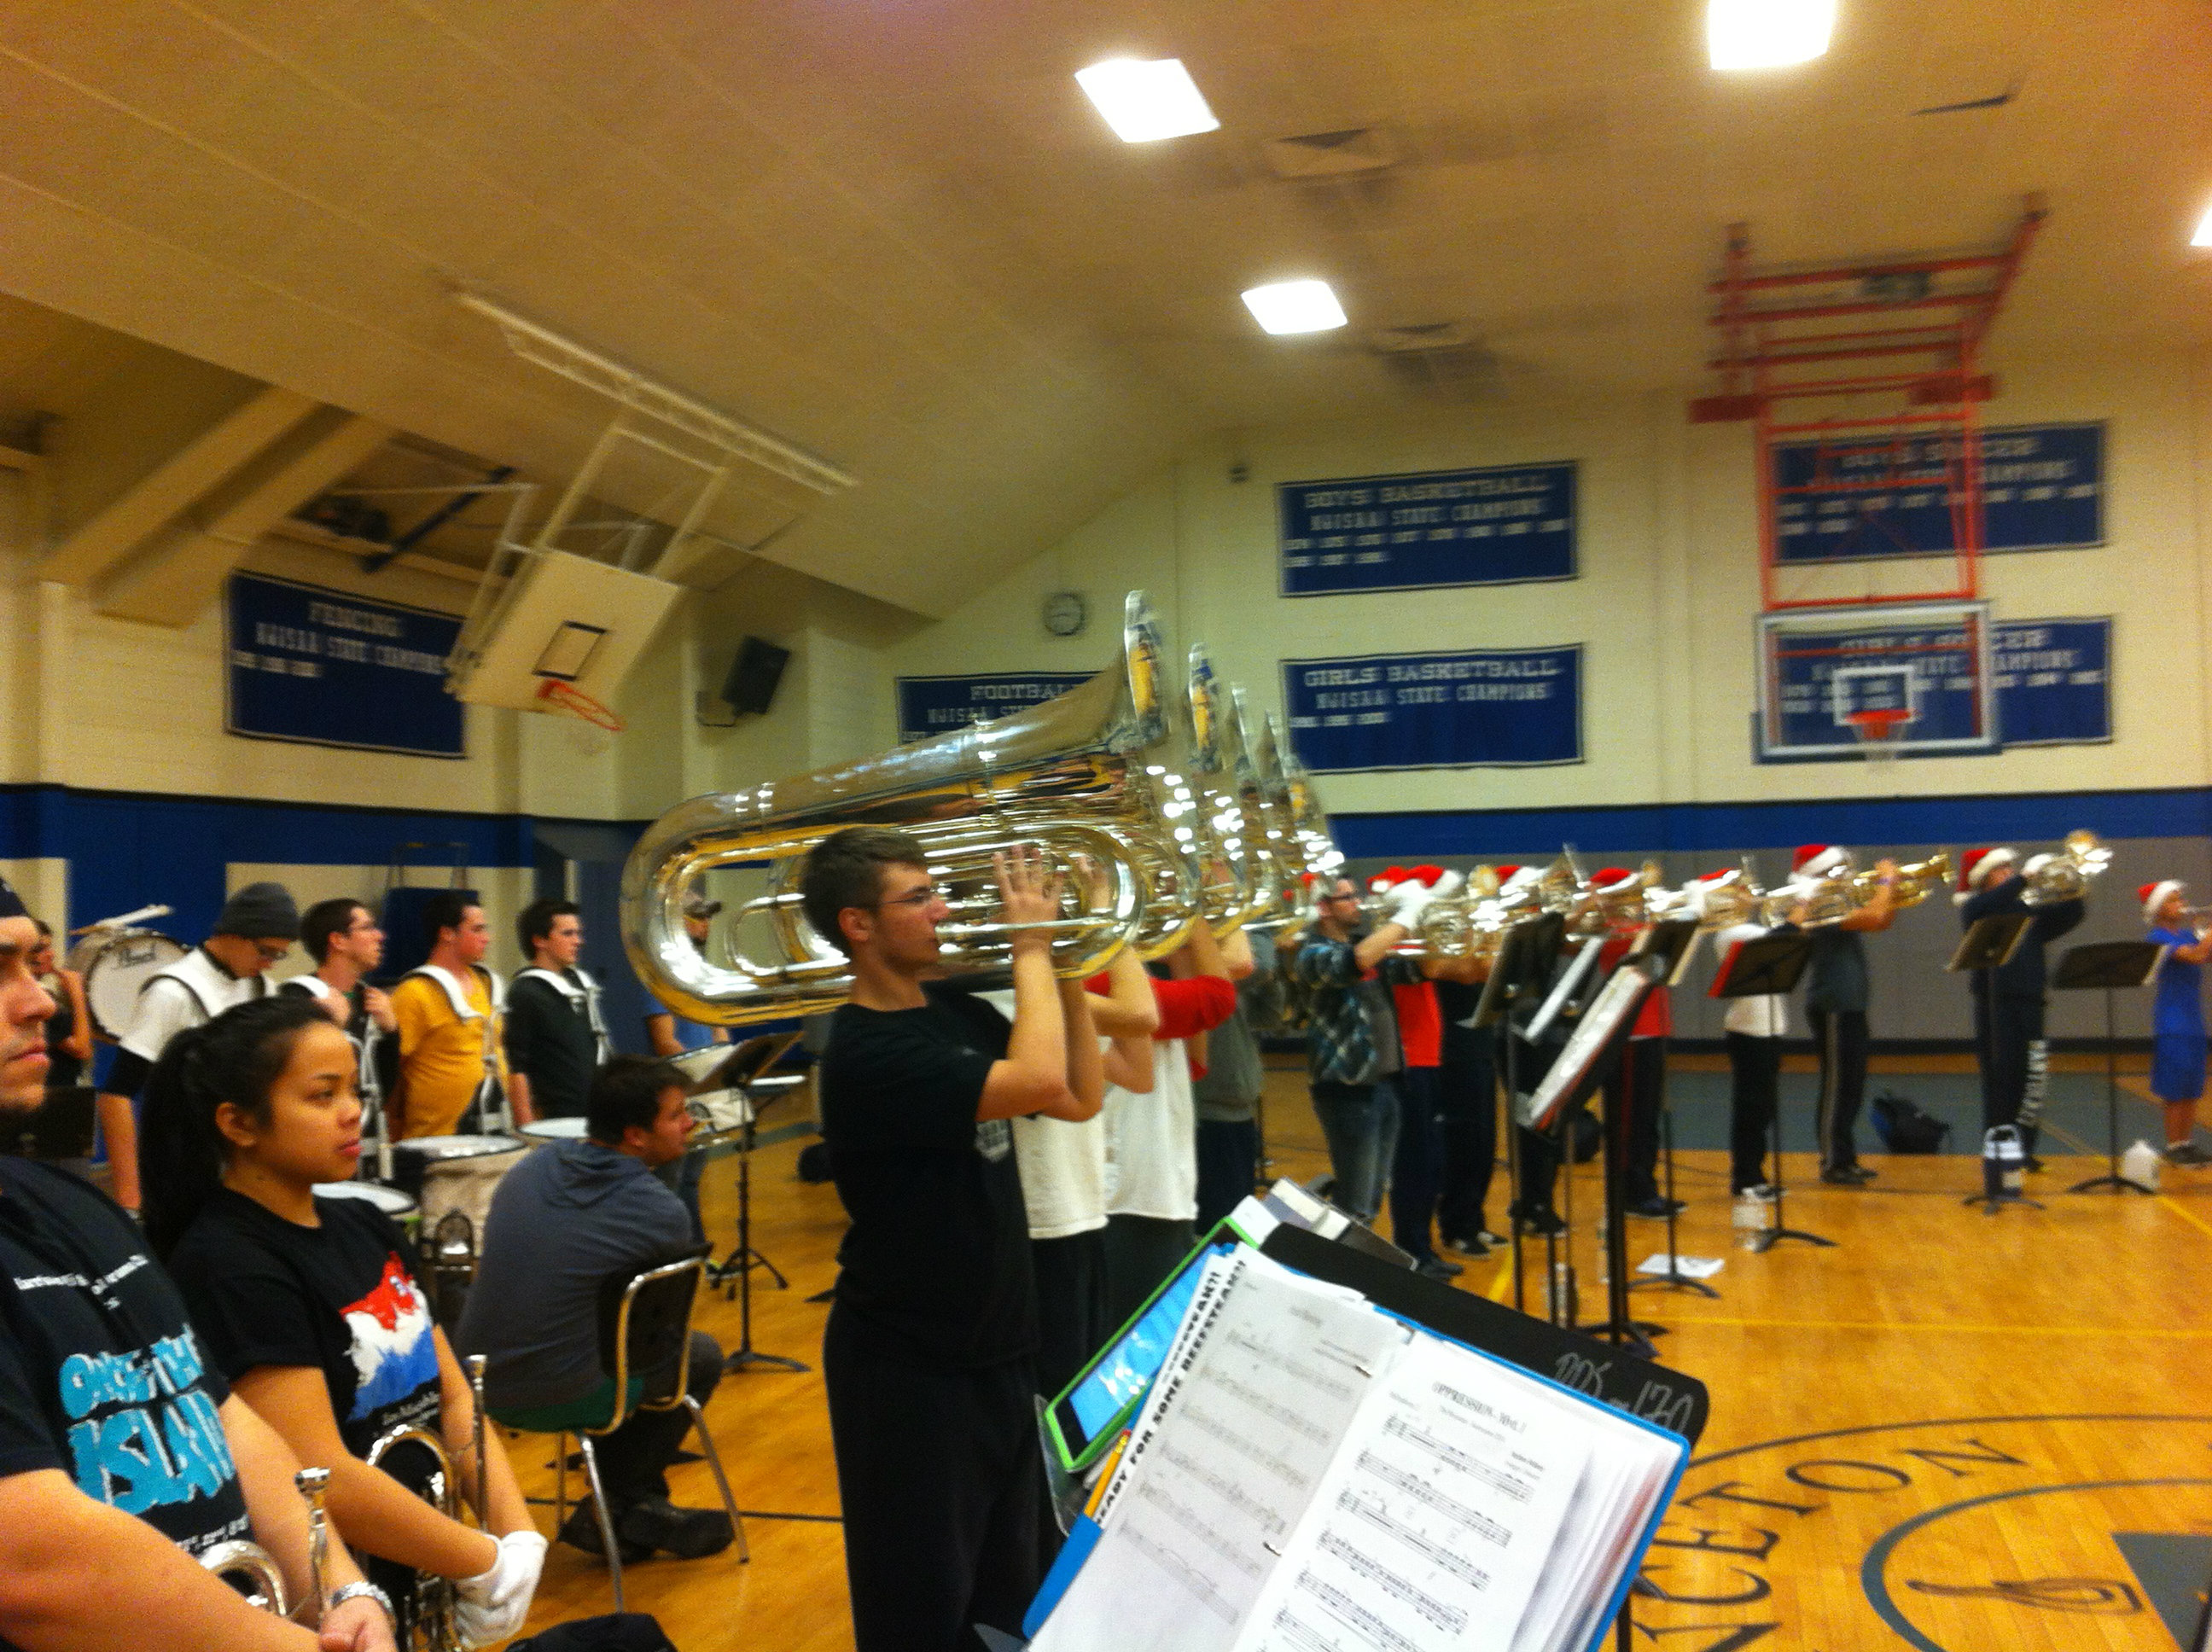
[455,1529,546,1647]
[1382,881,1433,930]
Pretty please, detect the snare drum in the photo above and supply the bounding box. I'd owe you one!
[518,1116,588,1144]
[66,929,189,1041]
[314,1179,422,1238]
[391,1134,527,1243]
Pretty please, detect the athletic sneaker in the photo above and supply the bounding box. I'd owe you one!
[2166,1142,2212,1166]
[1819,1165,1877,1185]
[1511,1206,1567,1237]
[1414,1256,1464,1282]
[1626,1196,1686,1219]
[1441,1232,1492,1258]
[1733,1184,1779,1204]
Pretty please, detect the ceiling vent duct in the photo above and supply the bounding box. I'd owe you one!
[1261,126,1399,179]
[1367,324,1501,400]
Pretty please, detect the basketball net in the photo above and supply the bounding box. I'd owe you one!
[534,678,626,734]
[1846,707,1910,774]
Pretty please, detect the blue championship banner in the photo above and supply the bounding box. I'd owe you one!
[1282,647,1583,772]
[896,672,1091,744]
[1991,617,2111,747]
[1773,422,2104,562]
[225,573,464,758]
[1278,462,1577,596]
[1761,613,2108,760]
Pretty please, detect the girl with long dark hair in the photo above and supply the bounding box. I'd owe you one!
[141,997,544,1645]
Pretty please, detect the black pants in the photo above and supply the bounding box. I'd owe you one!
[1437,1035,1499,1244]
[1977,992,2048,1149]
[1194,1117,1260,1236]
[1725,1032,1780,1193]
[1807,1006,1869,1172]
[1388,1065,1444,1263]
[823,1307,1040,1652]
[1030,1229,1108,1405]
[593,1330,724,1509]
[1101,1213,1195,1333]
[1601,1038,1666,1206]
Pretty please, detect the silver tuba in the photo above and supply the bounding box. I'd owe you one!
[623,592,1183,1026]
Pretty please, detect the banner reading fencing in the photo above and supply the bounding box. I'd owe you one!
[1773,422,2104,562]
[895,672,1091,744]
[1282,647,1583,772]
[1278,462,1577,596]
[225,573,465,758]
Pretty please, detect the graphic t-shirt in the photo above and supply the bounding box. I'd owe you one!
[166,1189,442,1457]
[819,983,1034,1368]
[0,1159,247,1585]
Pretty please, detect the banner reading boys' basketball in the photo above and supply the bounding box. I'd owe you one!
[1283,646,1584,772]
[1278,462,1578,596]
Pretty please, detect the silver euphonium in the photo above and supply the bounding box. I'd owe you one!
[623,592,1185,1026]
[365,1424,462,1650]
[2023,829,2110,907]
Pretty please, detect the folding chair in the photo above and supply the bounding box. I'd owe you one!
[491,1253,746,1609]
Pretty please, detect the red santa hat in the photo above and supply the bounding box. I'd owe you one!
[1590,865,1637,888]
[1493,864,1523,881]
[2143,880,2185,923]
[1409,864,1447,887]
[1958,846,2014,893]
[1369,864,1412,894]
[1794,844,1849,878]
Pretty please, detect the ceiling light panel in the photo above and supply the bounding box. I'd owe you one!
[1243,280,1348,335]
[2193,202,2212,247]
[1075,58,1220,143]
[1708,0,1837,71]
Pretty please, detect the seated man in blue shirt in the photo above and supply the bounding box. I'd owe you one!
[457,1056,730,1562]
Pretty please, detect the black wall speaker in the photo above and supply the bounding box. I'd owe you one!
[721,636,790,716]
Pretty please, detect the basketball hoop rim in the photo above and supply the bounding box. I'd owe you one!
[534,677,626,733]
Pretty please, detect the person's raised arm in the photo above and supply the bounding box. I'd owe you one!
[220,1394,394,1652]
[1056,980,1105,1120]
[1839,859,1900,933]
[978,846,1080,1122]
[1078,859,1160,1041]
[1219,925,1256,982]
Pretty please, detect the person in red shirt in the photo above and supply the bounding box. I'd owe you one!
[1383,868,1466,1280]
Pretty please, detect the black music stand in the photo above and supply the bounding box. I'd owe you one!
[671,1033,812,1375]
[1947,914,2037,1213]
[1709,933,1831,1252]
[1481,911,1564,1316]
[1616,922,1715,1301]
[2053,939,2163,1196]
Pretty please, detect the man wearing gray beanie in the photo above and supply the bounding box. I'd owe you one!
[95,880,300,1212]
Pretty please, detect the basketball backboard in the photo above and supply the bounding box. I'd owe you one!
[1756,601,1996,762]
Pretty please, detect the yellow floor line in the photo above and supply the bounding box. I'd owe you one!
[1638,1315,2212,1338]
[1485,1261,1513,1302]
[2158,1193,2212,1243]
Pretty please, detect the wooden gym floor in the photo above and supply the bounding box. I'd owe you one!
[507,1056,2212,1650]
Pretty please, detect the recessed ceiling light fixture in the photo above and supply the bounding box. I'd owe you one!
[2192,202,2212,247]
[1242,280,1348,335]
[1708,0,1837,71]
[1074,57,1219,143]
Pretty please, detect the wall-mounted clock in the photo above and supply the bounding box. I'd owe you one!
[1043,590,1088,637]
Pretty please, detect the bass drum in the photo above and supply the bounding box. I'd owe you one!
[66,930,189,1041]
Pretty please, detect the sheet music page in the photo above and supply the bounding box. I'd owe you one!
[1516,1403,1681,1652]
[1234,1334,1593,1652]
[1031,1254,1410,1652]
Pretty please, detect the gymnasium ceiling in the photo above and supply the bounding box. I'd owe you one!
[2,0,2209,618]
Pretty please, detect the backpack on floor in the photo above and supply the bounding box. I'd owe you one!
[510,1614,677,1652]
[1870,1091,1950,1154]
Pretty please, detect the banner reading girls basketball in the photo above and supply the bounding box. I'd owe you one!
[1278,462,1578,596]
[895,672,1091,744]
[1282,646,1584,771]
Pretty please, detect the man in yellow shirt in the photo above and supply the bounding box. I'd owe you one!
[390,890,513,1137]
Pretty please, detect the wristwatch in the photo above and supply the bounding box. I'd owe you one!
[326,1580,394,1620]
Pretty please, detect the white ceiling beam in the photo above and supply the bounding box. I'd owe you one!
[95,410,393,626]
[36,385,320,587]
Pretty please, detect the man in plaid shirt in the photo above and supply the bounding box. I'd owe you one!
[1278,873,1436,1229]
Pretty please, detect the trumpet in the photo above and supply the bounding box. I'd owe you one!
[2023,829,2110,907]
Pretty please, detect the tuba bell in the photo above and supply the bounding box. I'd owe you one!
[623,592,1184,1026]
[2023,829,2110,907]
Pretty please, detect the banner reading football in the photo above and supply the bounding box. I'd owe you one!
[895,672,1091,744]
[1283,647,1583,772]
[1278,462,1577,596]
[1773,422,2104,562]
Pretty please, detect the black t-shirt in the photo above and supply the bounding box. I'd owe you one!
[819,984,1035,1368]
[167,1189,443,1458]
[0,1159,249,1573]
[1432,979,1496,1069]
[1958,881,2085,1000]
[504,973,603,1119]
